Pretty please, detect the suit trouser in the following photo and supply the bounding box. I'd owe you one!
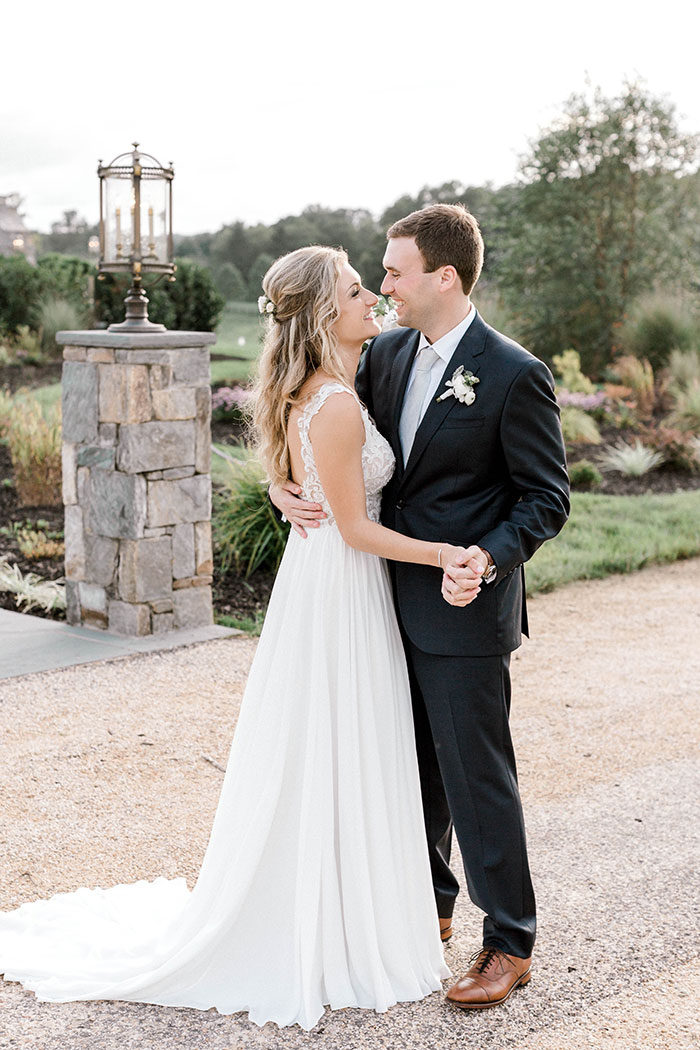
[404,638,536,959]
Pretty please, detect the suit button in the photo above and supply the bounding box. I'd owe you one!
[396,499,405,510]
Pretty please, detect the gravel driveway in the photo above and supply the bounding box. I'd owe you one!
[1,558,699,1050]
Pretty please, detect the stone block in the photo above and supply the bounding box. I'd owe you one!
[77,445,116,469]
[63,346,87,361]
[65,580,80,624]
[115,349,171,365]
[87,347,115,363]
[194,386,212,473]
[148,364,174,390]
[172,523,195,579]
[62,443,77,505]
[152,612,175,633]
[118,537,173,602]
[62,362,98,443]
[152,386,197,421]
[162,466,195,480]
[84,535,119,587]
[171,348,210,385]
[108,600,151,636]
[149,599,174,614]
[98,424,118,446]
[64,505,86,580]
[78,582,108,629]
[87,469,147,539]
[194,521,213,575]
[173,585,213,629]
[146,471,164,480]
[147,475,211,527]
[77,467,90,506]
[143,527,168,537]
[98,364,152,424]
[117,421,195,474]
[173,574,213,589]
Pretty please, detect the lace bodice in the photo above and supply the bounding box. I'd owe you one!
[297,382,395,526]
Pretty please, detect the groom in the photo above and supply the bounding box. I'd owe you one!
[273,204,569,1009]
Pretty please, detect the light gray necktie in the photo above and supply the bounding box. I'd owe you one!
[399,344,439,464]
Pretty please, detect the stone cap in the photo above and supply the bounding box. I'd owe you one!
[56,330,217,348]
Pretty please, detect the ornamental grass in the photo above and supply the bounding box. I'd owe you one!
[5,394,62,507]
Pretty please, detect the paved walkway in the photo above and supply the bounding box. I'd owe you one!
[0,607,236,680]
[0,559,699,1050]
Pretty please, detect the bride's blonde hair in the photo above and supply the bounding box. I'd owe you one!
[251,245,349,486]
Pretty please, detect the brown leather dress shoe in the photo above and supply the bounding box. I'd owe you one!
[439,917,453,943]
[445,947,532,1010]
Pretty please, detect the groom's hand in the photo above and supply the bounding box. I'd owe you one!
[441,545,488,607]
[269,481,326,538]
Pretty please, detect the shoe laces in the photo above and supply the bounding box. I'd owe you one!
[469,947,502,974]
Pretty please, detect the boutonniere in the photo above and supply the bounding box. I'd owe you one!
[436,365,480,405]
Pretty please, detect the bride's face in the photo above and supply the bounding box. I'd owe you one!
[331,263,380,347]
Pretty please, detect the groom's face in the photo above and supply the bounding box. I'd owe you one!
[381,237,440,331]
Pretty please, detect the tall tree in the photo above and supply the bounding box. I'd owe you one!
[495,83,699,374]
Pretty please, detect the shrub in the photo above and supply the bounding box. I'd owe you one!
[641,425,700,473]
[669,380,700,434]
[619,293,698,370]
[568,459,602,489]
[95,258,224,331]
[213,453,289,576]
[600,439,663,476]
[667,349,700,393]
[552,349,595,394]
[610,355,655,418]
[560,406,602,445]
[36,254,94,314]
[17,528,65,560]
[0,556,66,613]
[211,385,252,424]
[5,395,62,506]
[0,256,44,332]
[37,297,84,356]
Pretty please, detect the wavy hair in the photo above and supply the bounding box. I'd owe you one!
[251,245,349,486]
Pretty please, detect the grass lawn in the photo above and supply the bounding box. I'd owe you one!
[210,302,263,386]
[526,489,700,594]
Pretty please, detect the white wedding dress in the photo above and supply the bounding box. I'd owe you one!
[0,383,448,1030]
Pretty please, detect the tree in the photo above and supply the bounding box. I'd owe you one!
[495,83,699,374]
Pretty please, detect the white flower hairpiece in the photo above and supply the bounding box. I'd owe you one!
[258,294,277,316]
[437,365,480,405]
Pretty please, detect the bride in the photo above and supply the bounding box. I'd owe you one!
[0,246,464,1030]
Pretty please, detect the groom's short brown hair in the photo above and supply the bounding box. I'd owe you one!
[387,204,484,295]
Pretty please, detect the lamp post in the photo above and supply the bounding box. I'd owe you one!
[97,143,175,331]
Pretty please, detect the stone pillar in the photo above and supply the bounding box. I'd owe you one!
[57,330,216,636]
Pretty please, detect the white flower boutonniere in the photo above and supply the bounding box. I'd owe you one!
[437,365,480,405]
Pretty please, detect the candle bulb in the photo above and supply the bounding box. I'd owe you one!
[115,206,121,241]
[148,206,154,240]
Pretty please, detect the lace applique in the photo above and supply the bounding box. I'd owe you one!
[297,382,395,526]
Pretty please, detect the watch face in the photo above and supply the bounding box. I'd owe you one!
[484,564,497,584]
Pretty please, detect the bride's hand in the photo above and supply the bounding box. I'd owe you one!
[440,544,485,607]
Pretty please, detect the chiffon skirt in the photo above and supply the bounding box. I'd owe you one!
[0,525,448,1030]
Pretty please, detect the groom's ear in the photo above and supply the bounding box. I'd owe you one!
[437,265,460,292]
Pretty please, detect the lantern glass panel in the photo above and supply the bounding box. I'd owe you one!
[139,176,170,264]
[103,173,135,264]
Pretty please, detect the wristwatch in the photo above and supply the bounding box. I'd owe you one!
[480,548,497,584]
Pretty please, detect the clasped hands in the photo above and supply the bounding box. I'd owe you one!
[270,482,488,608]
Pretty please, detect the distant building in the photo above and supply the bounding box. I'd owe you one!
[0,194,36,264]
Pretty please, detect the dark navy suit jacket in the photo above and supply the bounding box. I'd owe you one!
[354,311,570,657]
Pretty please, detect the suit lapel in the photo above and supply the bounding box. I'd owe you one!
[400,312,488,487]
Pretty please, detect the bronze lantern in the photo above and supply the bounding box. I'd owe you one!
[97,143,175,331]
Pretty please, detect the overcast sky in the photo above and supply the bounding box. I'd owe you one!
[2,0,699,235]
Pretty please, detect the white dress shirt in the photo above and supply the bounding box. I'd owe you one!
[402,306,477,423]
